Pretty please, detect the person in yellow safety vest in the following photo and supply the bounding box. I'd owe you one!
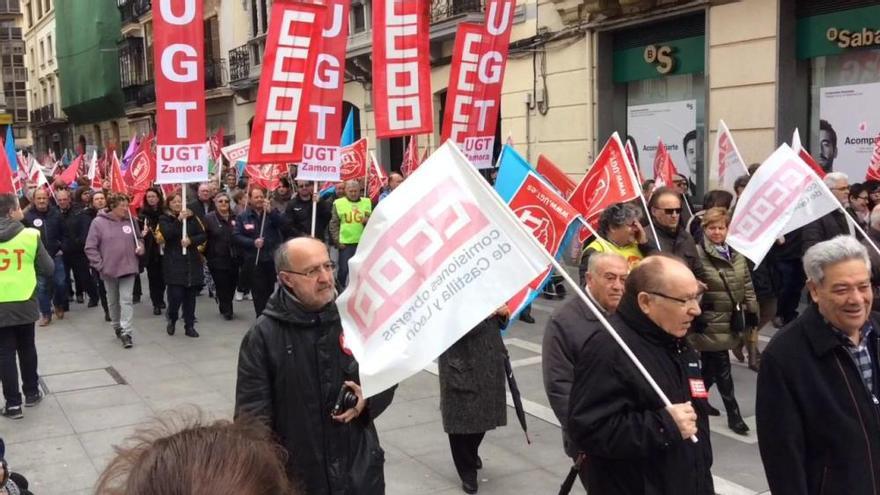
[329,179,371,288]
[578,203,646,287]
[0,193,54,420]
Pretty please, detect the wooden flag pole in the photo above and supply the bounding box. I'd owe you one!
[181,185,188,255]
[311,182,318,237]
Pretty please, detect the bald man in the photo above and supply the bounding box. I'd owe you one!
[568,255,715,495]
[235,238,395,494]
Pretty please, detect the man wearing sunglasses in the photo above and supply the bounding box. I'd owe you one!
[236,237,395,494]
[642,187,703,277]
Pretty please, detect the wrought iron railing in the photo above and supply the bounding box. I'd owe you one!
[430,0,483,23]
[123,80,155,108]
[228,44,250,83]
[30,103,55,123]
[118,0,151,25]
[205,58,227,89]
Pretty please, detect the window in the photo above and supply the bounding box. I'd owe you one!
[28,48,33,70]
[46,34,51,62]
[13,126,26,139]
[351,1,367,34]
[14,109,27,122]
[49,82,54,104]
[44,0,50,14]
[25,1,32,28]
[144,21,153,78]
[34,0,40,19]
[204,17,220,61]
[38,39,43,66]
[12,54,23,67]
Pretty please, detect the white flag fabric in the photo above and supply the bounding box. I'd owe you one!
[710,120,749,190]
[338,142,549,397]
[86,150,98,181]
[727,144,839,266]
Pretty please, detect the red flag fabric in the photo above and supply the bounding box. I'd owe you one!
[569,133,640,226]
[247,1,325,164]
[400,136,420,177]
[125,135,157,206]
[0,144,14,194]
[652,140,678,188]
[420,147,429,164]
[57,155,82,185]
[372,0,433,138]
[367,155,387,203]
[624,140,643,184]
[867,135,880,182]
[536,155,576,198]
[109,152,128,194]
[340,138,368,181]
[792,128,826,179]
[245,162,286,191]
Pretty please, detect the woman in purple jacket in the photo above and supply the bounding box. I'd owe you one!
[84,193,144,349]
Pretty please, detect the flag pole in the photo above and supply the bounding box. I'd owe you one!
[618,136,661,252]
[255,208,267,266]
[844,209,880,260]
[126,209,140,247]
[311,182,319,237]
[448,142,697,443]
[181,185,188,255]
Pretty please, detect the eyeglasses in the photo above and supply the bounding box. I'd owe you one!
[857,195,869,201]
[654,207,682,216]
[646,290,703,307]
[215,199,230,203]
[282,261,337,279]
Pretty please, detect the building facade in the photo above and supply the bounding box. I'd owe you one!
[23,0,64,156]
[1,0,29,149]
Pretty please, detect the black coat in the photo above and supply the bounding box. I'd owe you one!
[756,305,880,495]
[235,287,395,495]
[568,294,714,495]
[158,213,206,287]
[204,211,238,271]
[542,296,606,457]
[641,224,703,276]
[233,207,284,263]
[23,206,63,256]
[58,205,80,254]
[802,209,852,254]
[138,205,163,267]
[283,196,333,239]
[70,207,98,254]
[187,199,214,222]
[438,315,507,435]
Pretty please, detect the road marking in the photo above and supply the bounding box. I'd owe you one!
[511,356,543,368]
[504,338,543,354]
[713,475,760,495]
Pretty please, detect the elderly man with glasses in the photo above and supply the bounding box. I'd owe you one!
[568,254,715,495]
[803,172,855,254]
[236,237,395,494]
[641,187,703,277]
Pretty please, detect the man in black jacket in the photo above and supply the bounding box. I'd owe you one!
[23,188,66,325]
[802,172,853,254]
[543,252,628,487]
[757,235,880,494]
[641,187,703,277]
[568,255,714,495]
[233,187,284,316]
[235,237,394,494]
[283,180,332,240]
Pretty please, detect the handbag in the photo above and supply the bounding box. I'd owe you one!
[708,250,747,335]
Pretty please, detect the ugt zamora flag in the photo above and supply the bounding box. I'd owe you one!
[338,142,549,397]
[494,145,580,322]
[727,144,839,266]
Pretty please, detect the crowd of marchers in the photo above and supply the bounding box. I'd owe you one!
[2,163,880,495]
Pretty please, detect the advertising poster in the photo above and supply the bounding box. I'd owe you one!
[626,99,697,185]
[819,82,880,180]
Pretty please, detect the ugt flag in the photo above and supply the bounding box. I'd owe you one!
[727,144,839,266]
[568,132,641,229]
[653,139,678,187]
[495,145,580,322]
[338,142,549,397]
[535,154,576,198]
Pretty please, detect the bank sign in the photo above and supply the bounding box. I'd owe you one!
[797,5,880,59]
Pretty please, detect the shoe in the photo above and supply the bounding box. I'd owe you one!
[235,291,244,301]
[24,391,43,407]
[114,326,122,338]
[728,416,750,435]
[244,292,252,300]
[76,294,84,304]
[208,289,214,298]
[222,313,233,321]
[104,311,111,322]
[54,307,65,320]
[87,299,98,308]
[772,316,784,329]
[159,301,167,310]
[732,346,745,363]
[133,295,141,304]
[476,456,482,470]
[461,479,478,494]
[1,405,23,419]
[185,327,199,338]
[120,334,133,348]
[706,404,721,416]
[38,316,50,327]
[519,314,535,324]
[166,321,176,336]
[153,306,162,316]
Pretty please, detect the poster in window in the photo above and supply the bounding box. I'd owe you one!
[819,82,880,180]
[626,99,697,187]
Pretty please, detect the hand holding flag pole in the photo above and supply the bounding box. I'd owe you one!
[450,143,698,443]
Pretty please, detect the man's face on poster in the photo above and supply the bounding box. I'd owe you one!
[819,129,837,172]
[685,139,697,176]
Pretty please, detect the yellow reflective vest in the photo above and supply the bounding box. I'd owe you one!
[0,227,40,303]
[334,197,372,245]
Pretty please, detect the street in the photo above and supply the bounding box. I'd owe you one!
[3,288,771,495]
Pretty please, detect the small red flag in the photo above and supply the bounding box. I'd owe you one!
[652,140,678,188]
[401,135,420,177]
[867,134,880,182]
[536,155,576,198]
[0,144,14,194]
[109,152,128,194]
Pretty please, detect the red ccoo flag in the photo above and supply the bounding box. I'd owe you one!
[868,134,880,182]
[568,133,641,228]
[652,139,678,188]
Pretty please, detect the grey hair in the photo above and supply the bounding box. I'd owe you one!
[823,172,848,188]
[803,235,870,285]
[344,179,361,189]
[0,193,19,217]
[598,203,641,236]
[588,252,627,275]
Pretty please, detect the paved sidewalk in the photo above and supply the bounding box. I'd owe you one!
[2,292,768,494]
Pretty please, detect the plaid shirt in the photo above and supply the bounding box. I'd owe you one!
[831,323,875,396]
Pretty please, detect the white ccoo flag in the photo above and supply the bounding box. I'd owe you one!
[710,119,749,190]
[727,144,839,266]
[338,142,549,397]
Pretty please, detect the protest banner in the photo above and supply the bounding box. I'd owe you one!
[372,0,433,138]
[338,142,548,397]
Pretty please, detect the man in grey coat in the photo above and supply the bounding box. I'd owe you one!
[542,252,628,486]
[0,193,54,419]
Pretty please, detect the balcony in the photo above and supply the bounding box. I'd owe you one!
[205,58,227,90]
[30,103,64,125]
[228,44,251,88]
[122,80,155,109]
[430,0,483,23]
[0,0,20,15]
[118,0,151,26]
